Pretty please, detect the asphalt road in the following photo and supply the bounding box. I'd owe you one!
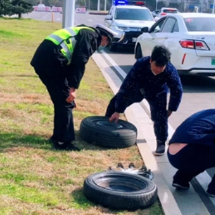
[24,11,215,130]
[22,11,104,26]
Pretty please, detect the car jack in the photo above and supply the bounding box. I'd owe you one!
[108,162,154,180]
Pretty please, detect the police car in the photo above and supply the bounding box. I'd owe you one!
[104,0,155,51]
[154,7,179,21]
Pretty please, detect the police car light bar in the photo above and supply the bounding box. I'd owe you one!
[113,0,127,5]
[135,1,145,5]
[113,0,145,6]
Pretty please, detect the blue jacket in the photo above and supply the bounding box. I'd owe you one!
[169,109,215,146]
[115,56,183,113]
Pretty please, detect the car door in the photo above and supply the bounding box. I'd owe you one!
[141,17,167,56]
[161,17,181,67]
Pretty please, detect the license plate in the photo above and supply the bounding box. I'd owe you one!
[211,58,215,65]
[132,38,137,42]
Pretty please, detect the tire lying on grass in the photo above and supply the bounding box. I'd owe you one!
[79,116,137,148]
[83,171,158,210]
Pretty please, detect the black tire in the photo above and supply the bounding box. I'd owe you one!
[79,116,137,148]
[109,42,117,52]
[135,44,142,59]
[83,171,158,210]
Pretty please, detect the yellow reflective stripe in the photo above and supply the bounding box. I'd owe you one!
[46,27,77,46]
[48,34,63,44]
[65,27,76,36]
[47,34,75,62]
[61,38,77,65]
[46,26,95,44]
[46,26,95,65]
[73,26,95,32]
[71,37,76,48]
[60,42,72,59]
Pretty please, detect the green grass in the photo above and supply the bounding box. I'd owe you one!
[0,17,164,215]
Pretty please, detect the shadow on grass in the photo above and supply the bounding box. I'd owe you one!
[0,74,38,77]
[0,133,51,151]
[0,131,126,152]
[71,187,125,214]
[0,17,32,21]
[71,187,161,214]
[71,187,94,208]
[75,131,138,152]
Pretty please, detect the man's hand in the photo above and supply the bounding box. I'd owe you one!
[66,87,76,103]
[109,112,120,123]
[167,110,172,118]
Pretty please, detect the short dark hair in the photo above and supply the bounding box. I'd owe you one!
[151,45,171,67]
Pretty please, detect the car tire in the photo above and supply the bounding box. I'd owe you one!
[135,44,142,59]
[83,171,158,210]
[109,42,117,52]
[79,116,137,148]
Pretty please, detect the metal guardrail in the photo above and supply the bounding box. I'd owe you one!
[33,6,62,12]
[33,6,87,13]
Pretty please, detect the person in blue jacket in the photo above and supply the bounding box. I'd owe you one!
[168,109,215,197]
[105,45,183,156]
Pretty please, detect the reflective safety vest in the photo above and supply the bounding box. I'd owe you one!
[46,26,95,65]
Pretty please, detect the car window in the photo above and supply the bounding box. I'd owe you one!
[150,18,167,33]
[108,7,113,15]
[161,17,176,33]
[114,8,154,21]
[184,17,215,32]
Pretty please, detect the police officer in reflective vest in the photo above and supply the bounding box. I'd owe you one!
[31,25,110,151]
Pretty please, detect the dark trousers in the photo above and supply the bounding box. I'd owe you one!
[168,144,215,188]
[105,92,168,144]
[34,67,75,143]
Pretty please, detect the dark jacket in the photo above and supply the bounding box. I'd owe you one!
[30,27,101,89]
[169,109,215,146]
[115,56,183,113]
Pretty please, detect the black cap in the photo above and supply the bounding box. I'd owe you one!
[96,27,112,42]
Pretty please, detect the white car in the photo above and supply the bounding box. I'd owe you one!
[151,9,160,18]
[104,1,155,51]
[134,13,215,76]
[154,7,179,21]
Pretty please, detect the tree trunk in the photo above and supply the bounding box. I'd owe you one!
[18,13,22,18]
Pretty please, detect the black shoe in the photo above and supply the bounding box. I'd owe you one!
[64,143,80,151]
[53,141,80,151]
[172,180,190,190]
[153,144,165,156]
[48,136,55,144]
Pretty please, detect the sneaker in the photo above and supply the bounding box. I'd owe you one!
[172,181,190,190]
[206,184,215,197]
[206,190,215,198]
[153,144,165,156]
[53,141,80,151]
